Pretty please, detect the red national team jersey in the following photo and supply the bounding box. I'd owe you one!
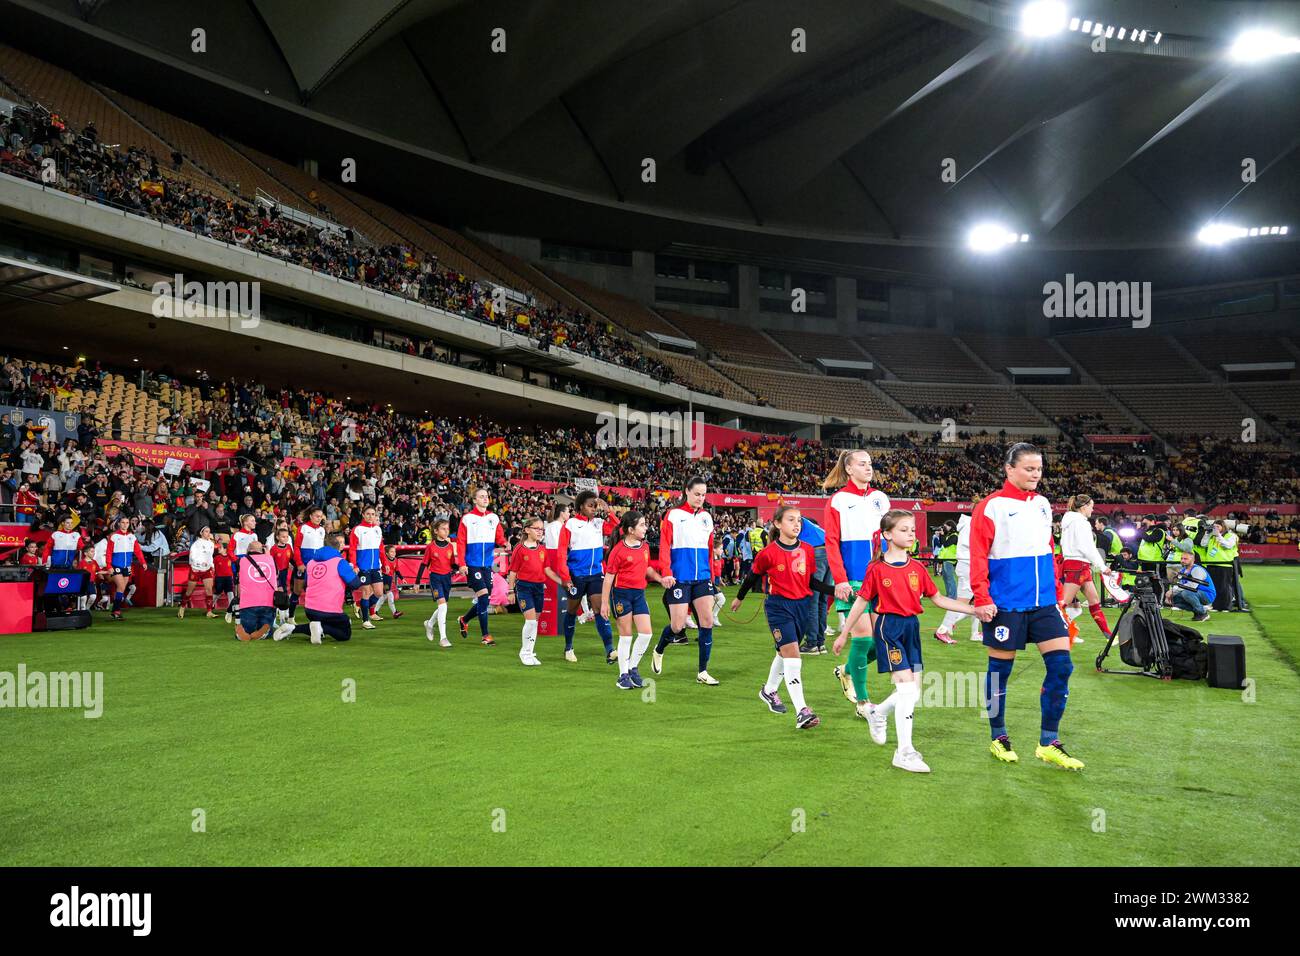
[422,540,455,575]
[269,543,293,572]
[213,552,233,577]
[80,558,100,577]
[509,543,548,583]
[751,540,816,600]
[19,552,40,566]
[605,540,650,590]
[857,558,937,617]
[380,551,396,576]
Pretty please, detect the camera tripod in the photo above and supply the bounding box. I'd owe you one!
[1095,575,1173,680]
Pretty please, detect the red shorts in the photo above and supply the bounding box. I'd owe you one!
[189,568,215,582]
[1060,559,1095,587]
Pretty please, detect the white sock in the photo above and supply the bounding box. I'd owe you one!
[876,687,900,718]
[765,655,784,694]
[387,592,397,613]
[938,607,966,633]
[837,611,846,630]
[894,681,919,752]
[617,634,633,674]
[521,619,538,657]
[631,632,652,667]
[436,603,447,638]
[1066,604,1083,620]
[783,657,807,712]
[581,596,590,615]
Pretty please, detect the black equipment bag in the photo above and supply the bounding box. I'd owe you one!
[1117,611,1206,680]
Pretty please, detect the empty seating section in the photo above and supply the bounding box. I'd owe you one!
[1109,386,1249,438]
[43,368,210,444]
[98,87,292,202]
[1181,334,1293,369]
[468,241,592,313]
[716,363,906,420]
[659,311,792,368]
[229,143,406,247]
[344,198,485,278]
[962,334,1067,373]
[765,328,870,364]
[1057,334,1205,384]
[1233,383,1300,432]
[879,382,1046,427]
[0,43,227,195]
[1018,386,1136,432]
[651,351,754,403]
[854,331,993,383]
[539,269,681,337]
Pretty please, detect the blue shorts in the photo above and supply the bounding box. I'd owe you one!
[277,569,289,589]
[982,605,1068,650]
[764,594,806,649]
[874,613,923,673]
[466,566,492,592]
[214,575,233,593]
[516,580,545,613]
[355,568,382,586]
[239,606,275,632]
[566,574,603,599]
[664,580,715,605]
[428,573,452,601]
[381,574,393,589]
[611,587,650,618]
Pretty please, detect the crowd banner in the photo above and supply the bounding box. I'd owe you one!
[282,456,325,472]
[573,477,599,493]
[99,439,234,470]
[3,406,80,443]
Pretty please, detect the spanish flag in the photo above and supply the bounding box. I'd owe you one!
[515,312,531,328]
[140,180,164,197]
[485,437,508,460]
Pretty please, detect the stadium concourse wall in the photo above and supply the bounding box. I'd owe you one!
[1,174,1056,442]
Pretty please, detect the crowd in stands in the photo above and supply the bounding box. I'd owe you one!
[0,103,670,384]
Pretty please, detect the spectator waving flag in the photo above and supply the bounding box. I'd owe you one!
[485,437,508,460]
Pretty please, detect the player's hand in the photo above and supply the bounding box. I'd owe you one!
[729,598,742,613]
[832,632,847,656]
[661,575,675,589]
[458,565,468,576]
[974,602,998,623]
[834,581,853,602]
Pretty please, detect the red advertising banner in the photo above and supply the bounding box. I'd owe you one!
[99,439,234,470]
[282,457,325,472]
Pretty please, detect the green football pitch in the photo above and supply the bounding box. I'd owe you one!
[2,566,1297,867]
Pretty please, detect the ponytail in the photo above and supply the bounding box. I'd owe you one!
[822,449,869,492]
[1067,494,1093,512]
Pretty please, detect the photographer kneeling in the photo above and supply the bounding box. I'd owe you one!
[1164,550,1216,624]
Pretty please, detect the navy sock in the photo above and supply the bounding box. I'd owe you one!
[562,610,576,650]
[112,591,123,612]
[697,626,713,672]
[985,656,1014,740]
[369,595,379,615]
[476,593,491,636]
[1040,650,1073,745]
[359,593,370,620]
[655,624,675,654]
[594,614,613,654]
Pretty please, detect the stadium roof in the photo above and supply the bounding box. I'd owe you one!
[5,0,1300,278]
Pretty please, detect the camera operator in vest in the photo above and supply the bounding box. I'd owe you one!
[1163,549,1216,623]
[1135,515,1168,585]
[1202,518,1241,612]
[1092,514,1122,606]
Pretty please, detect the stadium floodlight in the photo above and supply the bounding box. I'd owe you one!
[1069,17,1080,31]
[1229,29,1300,63]
[968,223,1024,252]
[1020,1,1069,37]
[1081,20,1092,33]
[1117,27,1126,40]
[1197,222,1290,245]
